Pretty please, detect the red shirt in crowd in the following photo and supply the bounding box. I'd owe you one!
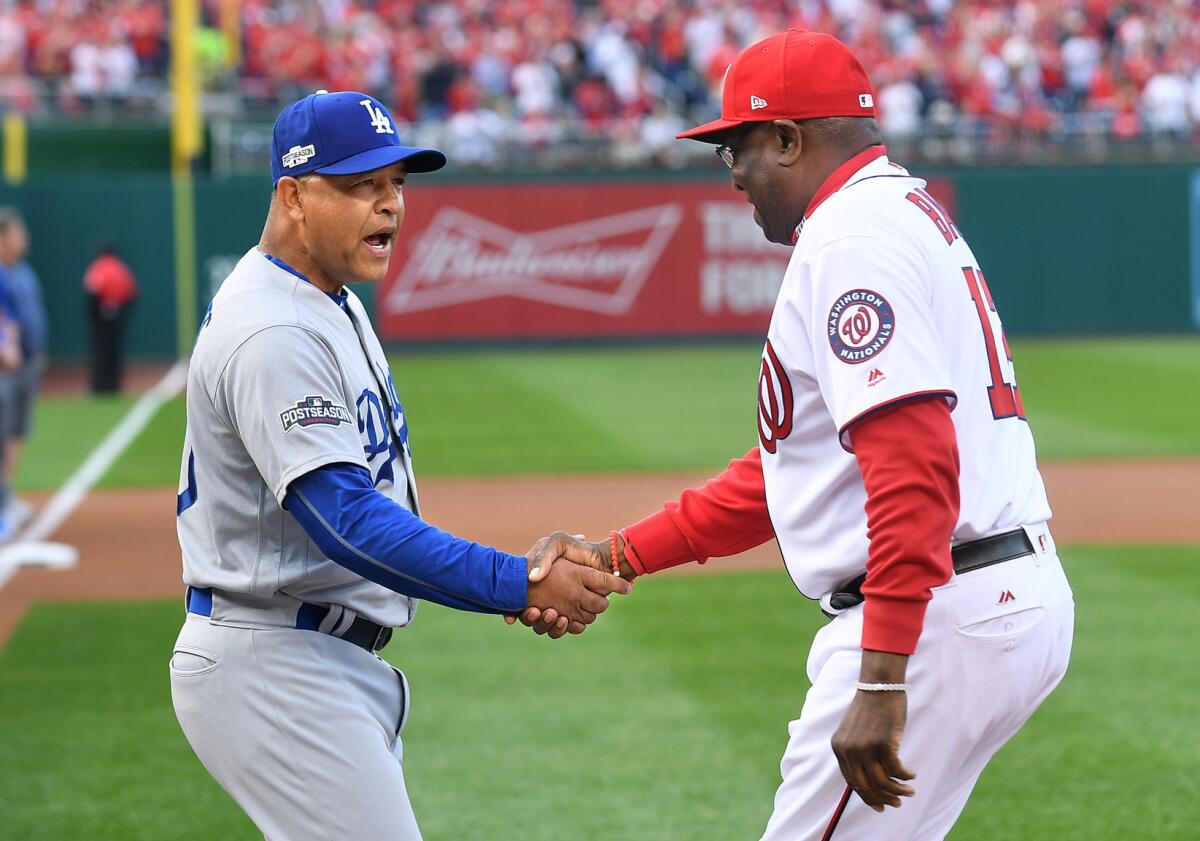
[84,254,138,310]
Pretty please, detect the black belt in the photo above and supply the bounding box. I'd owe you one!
[185,587,393,652]
[827,528,1035,614]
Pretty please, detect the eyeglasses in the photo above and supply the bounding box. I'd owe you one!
[715,143,735,169]
[715,125,754,169]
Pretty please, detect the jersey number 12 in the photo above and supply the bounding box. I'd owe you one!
[962,266,1025,421]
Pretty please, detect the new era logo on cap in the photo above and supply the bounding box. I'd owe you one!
[750,95,769,110]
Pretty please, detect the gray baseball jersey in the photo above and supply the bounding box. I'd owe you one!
[176,247,418,628]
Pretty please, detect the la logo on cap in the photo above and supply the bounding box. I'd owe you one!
[750,95,768,110]
[360,99,395,135]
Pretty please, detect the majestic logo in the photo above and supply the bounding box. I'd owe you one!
[384,205,682,315]
[858,93,874,108]
[758,340,793,454]
[867,368,886,387]
[360,99,395,134]
[998,590,1016,604]
[828,289,895,364]
[282,144,317,168]
[750,95,768,110]
[280,395,353,432]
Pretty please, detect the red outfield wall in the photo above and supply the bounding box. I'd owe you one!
[377,180,954,341]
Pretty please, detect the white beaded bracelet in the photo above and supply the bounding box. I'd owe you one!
[855,682,910,692]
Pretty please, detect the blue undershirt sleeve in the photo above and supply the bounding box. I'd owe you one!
[284,462,528,614]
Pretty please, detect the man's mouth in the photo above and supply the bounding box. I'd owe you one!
[363,230,393,254]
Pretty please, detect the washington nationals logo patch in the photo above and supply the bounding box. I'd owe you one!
[280,395,353,432]
[828,289,895,364]
[758,340,793,454]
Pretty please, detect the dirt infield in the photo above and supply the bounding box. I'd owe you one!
[1,459,1197,645]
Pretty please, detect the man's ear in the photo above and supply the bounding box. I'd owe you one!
[275,177,305,220]
[774,120,802,166]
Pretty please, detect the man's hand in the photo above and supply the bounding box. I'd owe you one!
[0,319,20,372]
[504,531,637,637]
[830,651,916,812]
[525,531,611,580]
[525,554,630,637]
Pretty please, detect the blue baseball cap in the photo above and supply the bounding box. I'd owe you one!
[270,90,446,185]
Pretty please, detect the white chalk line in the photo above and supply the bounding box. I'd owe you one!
[0,359,189,592]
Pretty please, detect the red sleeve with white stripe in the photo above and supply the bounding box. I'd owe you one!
[849,396,960,655]
[620,447,775,576]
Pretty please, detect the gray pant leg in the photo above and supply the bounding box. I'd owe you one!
[170,616,421,841]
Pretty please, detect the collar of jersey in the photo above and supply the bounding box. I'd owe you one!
[260,251,350,309]
[792,144,888,244]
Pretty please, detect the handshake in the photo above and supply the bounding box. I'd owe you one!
[505,531,639,639]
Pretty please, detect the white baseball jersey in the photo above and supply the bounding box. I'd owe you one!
[757,150,1051,599]
[176,247,419,628]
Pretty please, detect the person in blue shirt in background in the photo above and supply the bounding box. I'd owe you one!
[0,208,46,531]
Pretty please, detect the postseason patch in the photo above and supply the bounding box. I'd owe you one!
[280,395,353,432]
[827,289,895,364]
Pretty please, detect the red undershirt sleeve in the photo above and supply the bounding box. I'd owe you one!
[849,396,960,655]
[620,447,775,576]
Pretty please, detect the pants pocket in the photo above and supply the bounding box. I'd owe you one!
[393,667,411,737]
[956,604,1045,640]
[169,644,220,677]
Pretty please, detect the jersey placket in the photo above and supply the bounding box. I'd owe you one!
[340,303,420,516]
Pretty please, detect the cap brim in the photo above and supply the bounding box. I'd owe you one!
[675,117,746,142]
[316,144,447,176]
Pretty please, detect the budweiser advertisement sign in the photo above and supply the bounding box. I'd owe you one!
[378,180,955,341]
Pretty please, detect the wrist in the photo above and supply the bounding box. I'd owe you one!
[858,649,909,684]
[609,534,637,580]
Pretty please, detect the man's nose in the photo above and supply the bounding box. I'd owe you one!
[378,187,400,214]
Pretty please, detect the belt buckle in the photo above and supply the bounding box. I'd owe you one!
[372,626,393,651]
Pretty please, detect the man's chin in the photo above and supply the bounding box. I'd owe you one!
[752,207,781,244]
[347,261,391,285]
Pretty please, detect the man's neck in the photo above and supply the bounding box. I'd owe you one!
[257,236,342,294]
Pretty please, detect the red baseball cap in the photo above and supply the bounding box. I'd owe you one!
[677,29,877,142]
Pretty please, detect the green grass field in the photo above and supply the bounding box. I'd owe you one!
[1,547,1196,840]
[1,336,1198,838]
[12,336,1200,493]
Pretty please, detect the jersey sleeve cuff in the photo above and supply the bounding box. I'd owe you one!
[837,390,957,453]
[499,551,530,612]
[275,452,370,506]
[621,511,696,575]
[860,594,929,656]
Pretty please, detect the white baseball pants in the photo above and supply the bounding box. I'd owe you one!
[760,525,1074,841]
[170,614,420,841]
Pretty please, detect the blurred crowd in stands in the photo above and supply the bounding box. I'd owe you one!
[1,0,1199,165]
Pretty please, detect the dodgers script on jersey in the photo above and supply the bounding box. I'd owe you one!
[176,248,419,628]
[757,151,1052,599]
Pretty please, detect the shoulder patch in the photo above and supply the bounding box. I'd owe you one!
[280,395,353,432]
[827,289,895,364]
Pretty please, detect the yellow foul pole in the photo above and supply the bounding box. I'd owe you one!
[171,0,202,358]
[3,113,27,184]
